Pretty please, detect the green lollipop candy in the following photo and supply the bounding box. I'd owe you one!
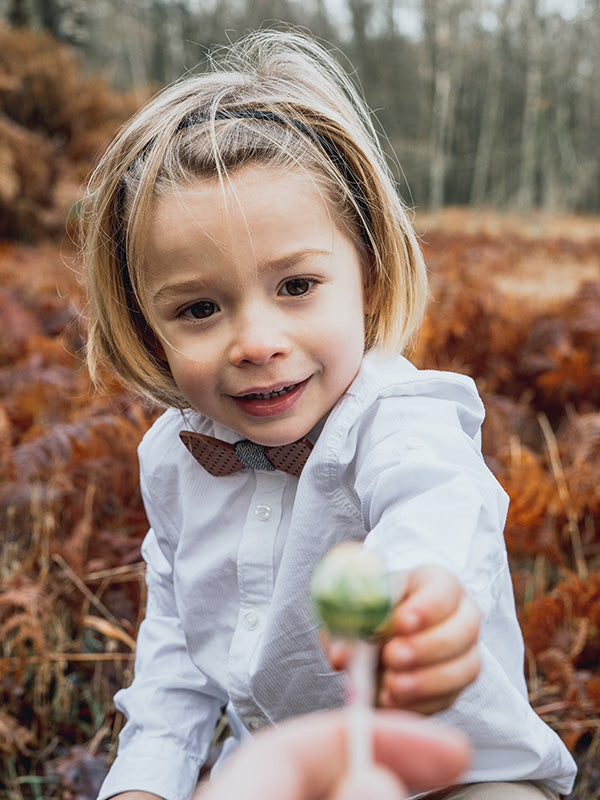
[310,542,393,639]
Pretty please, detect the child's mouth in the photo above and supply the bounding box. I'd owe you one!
[232,380,308,417]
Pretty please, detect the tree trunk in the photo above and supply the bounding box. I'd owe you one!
[37,0,62,37]
[516,0,542,210]
[8,0,29,27]
[470,1,512,205]
[423,0,464,209]
[429,63,452,208]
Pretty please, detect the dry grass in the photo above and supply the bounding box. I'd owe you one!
[417,207,600,304]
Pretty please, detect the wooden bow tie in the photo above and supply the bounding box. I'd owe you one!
[179,431,313,478]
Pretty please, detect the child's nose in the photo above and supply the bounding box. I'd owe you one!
[228,310,291,366]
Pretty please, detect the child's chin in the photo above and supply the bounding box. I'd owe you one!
[246,423,313,448]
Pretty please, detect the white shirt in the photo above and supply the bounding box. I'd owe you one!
[98,353,576,800]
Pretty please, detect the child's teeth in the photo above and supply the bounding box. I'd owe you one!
[246,383,296,400]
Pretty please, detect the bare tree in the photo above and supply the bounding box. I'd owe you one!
[515,0,542,209]
[7,0,30,27]
[470,0,513,205]
[421,0,468,207]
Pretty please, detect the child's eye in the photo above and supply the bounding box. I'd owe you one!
[181,300,219,319]
[280,278,315,297]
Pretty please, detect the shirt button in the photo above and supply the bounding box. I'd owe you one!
[247,717,265,730]
[242,610,259,631]
[254,503,272,521]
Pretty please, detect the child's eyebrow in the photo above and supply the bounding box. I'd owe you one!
[261,247,331,274]
[151,279,210,305]
[150,248,330,304]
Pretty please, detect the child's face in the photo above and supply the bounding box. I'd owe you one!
[142,164,366,446]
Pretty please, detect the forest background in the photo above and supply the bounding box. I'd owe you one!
[2,0,600,213]
[0,1,599,799]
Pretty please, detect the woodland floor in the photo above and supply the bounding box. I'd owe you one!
[0,208,599,798]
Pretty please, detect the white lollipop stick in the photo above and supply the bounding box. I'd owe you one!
[347,639,378,769]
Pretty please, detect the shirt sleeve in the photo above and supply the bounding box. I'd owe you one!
[346,379,509,616]
[97,526,225,800]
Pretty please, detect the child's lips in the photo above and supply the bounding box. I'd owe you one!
[231,378,309,417]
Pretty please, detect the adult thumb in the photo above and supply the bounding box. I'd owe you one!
[332,766,407,800]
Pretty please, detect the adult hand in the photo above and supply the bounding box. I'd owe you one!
[194,708,471,800]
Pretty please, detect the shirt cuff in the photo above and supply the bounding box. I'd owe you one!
[97,736,204,800]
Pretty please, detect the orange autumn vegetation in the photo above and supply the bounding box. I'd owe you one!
[0,21,148,243]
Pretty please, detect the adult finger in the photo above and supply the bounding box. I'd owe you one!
[332,765,405,800]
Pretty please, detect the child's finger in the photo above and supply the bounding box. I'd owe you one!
[379,685,464,716]
[391,565,469,634]
[381,593,481,671]
[320,630,354,671]
[378,643,481,712]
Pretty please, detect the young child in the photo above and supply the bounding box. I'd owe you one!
[82,30,576,800]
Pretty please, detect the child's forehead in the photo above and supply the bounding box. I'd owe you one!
[148,163,337,235]
[143,163,344,268]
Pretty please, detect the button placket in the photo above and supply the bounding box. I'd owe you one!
[227,471,286,723]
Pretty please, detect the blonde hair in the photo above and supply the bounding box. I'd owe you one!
[82,30,428,408]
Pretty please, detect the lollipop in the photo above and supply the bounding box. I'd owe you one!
[310,542,395,770]
[311,541,393,639]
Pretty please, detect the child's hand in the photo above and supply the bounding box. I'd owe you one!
[378,565,481,713]
[326,565,481,715]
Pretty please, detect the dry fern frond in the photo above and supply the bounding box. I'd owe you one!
[0,710,34,755]
[521,573,600,666]
[557,412,600,522]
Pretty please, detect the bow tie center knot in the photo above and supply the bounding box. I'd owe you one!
[234,440,276,471]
